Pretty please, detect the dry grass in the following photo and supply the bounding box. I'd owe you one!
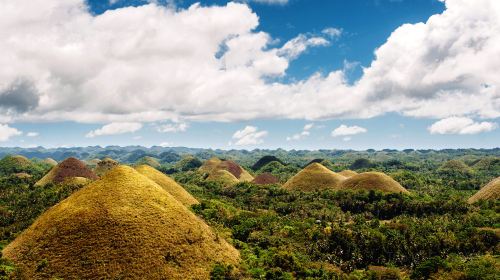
[207,169,240,186]
[35,157,98,187]
[43,158,58,166]
[341,172,409,194]
[135,164,199,206]
[199,157,222,173]
[468,177,500,204]
[439,159,471,173]
[94,157,119,177]
[283,163,345,192]
[3,165,239,280]
[338,170,358,178]
[201,158,254,183]
[252,173,279,185]
[136,156,161,168]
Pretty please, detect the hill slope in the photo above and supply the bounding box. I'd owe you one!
[3,165,239,279]
[135,164,198,206]
[468,177,500,204]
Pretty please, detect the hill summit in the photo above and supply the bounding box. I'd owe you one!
[3,165,239,279]
[35,157,98,186]
[283,163,345,192]
[135,164,198,206]
[200,158,254,184]
[468,176,500,204]
[341,172,409,194]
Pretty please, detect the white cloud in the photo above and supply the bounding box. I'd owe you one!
[0,124,22,141]
[428,117,497,135]
[322,27,342,38]
[287,123,314,141]
[232,125,268,146]
[159,142,171,147]
[26,132,39,137]
[0,0,499,126]
[244,0,288,4]
[278,34,330,60]
[157,122,188,133]
[331,125,367,137]
[86,122,142,138]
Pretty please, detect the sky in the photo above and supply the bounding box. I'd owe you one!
[0,0,499,150]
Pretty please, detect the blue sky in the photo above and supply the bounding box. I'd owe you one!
[1,0,499,149]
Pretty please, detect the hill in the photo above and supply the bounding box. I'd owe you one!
[200,158,254,183]
[3,165,239,279]
[135,164,198,206]
[439,159,472,174]
[338,170,358,178]
[341,172,409,194]
[252,173,279,185]
[94,157,119,177]
[35,157,98,187]
[283,163,345,192]
[468,177,500,204]
[252,156,285,171]
[43,158,58,166]
[207,169,241,186]
[135,156,161,168]
[0,155,37,176]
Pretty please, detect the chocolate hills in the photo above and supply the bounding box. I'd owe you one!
[252,172,279,185]
[135,156,161,168]
[468,177,500,204]
[94,157,119,177]
[338,170,358,178]
[439,159,472,174]
[43,158,58,166]
[35,157,98,187]
[0,155,35,176]
[135,164,198,206]
[341,172,409,194]
[283,163,345,192]
[3,165,239,279]
[252,155,284,171]
[200,158,254,183]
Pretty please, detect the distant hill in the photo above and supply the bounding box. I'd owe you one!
[252,173,279,185]
[252,156,285,171]
[283,163,345,192]
[341,172,409,194]
[35,157,98,187]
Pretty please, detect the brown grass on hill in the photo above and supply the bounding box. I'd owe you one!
[3,165,239,280]
[468,177,500,204]
[252,173,279,185]
[135,164,198,206]
[35,157,98,187]
[341,172,409,194]
[43,158,58,166]
[283,163,346,192]
[338,170,358,178]
[439,159,471,173]
[199,157,222,173]
[94,157,119,177]
[201,158,254,182]
[136,156,161,168]
[207,169,240,186]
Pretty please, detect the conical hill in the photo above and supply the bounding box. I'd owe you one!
[341,172,409,194]
[468,177,500,204]
[338,170,358,178]
[3,165,239,279]
[283,163,345,192]
[252,173,279,185]
[135,164,199,206]
[94,157,119,177]
[35,157,98,187]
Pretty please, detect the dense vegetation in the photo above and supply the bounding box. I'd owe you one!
[0,148,498,279]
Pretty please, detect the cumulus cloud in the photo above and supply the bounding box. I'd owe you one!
[26,132,39,137]
[428,117,497,134]
[243,0,288,4]
[331,125,367,137]
[232,126,268,146]
[86,122,143,138]
[0,124,22,141]
[287,123,314,141]
[156,122,188,133]
[0,0,499,126]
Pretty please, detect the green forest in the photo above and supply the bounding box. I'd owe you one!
[0,147,498,279]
